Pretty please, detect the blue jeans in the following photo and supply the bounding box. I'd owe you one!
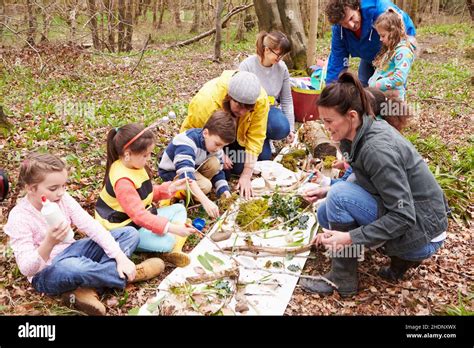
[32,227,139,295]
[225,106,290,175]
[136,203,187,252]
[259,106,290,161]
[358,59,375,87]
[317,181,443,261]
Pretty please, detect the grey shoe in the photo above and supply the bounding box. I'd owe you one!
[299,222,359,297]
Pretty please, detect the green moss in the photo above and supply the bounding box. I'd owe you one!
[218,192,239,211]
[323,155,336,169]
[281,149,307,172]
[236,198,270,232]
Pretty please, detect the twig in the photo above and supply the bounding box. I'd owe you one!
[0,22,45,75]
[186,267,240,284]
[220,244,312,256]
[131,34,151,74]
[217,250,317,259]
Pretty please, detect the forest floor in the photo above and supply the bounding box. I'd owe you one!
[0,21,472,316]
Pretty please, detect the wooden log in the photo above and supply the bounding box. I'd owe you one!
[186,267,240,284]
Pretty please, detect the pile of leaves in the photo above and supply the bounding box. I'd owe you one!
[268,191,309,231]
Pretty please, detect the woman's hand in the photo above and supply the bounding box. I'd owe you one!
[236,174,253,199]
[168,177,193,194]
[45,221,70,246]
[286,131,296,143]
[332,160,347,170]
[115,253,136,281]
[168,223,196,237]
[223,154,233,170]
[302,186,329,203]
[320,228,353,252]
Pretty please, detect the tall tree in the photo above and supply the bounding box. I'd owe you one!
[0,0,5,38]
[214,0,224,62]
[26,0,37,46]
[105,0,116,52]
[87,0,101,50]
[190,0,202,33]
[118,0,126,51]
[306,0,319,67]
[124,0,134,51]
[468,0,474,20]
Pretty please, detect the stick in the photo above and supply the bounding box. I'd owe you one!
[168,4,254,48]
[131,34,151,74]
[220,244,312,256]
[186,267,240,284]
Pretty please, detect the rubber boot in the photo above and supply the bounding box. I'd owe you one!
[299,222,359,297]
[160,235,191,267]
[0,169,9,202]
[378,255,421,281]
[61,288,106,316]
[131,258,165,283]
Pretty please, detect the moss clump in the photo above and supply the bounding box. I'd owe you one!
[236,198,270,232]
[281,149,307,172]
[323,155,336,169]
[218,192,239,211]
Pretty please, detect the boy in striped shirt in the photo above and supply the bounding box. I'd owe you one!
[159,110,236,218]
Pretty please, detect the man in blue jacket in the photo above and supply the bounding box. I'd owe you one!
[325,0,416,86]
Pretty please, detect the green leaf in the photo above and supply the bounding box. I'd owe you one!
[204,252,225,265]
[287,264,301,272]
[198,254,214,272]
[286,237,305,247]
[272,261,284,268]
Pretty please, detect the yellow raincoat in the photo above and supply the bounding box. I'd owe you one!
[180,70,269,157]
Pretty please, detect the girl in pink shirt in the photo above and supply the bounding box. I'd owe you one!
[4,153,164,315]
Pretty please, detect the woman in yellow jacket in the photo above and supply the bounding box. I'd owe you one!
[180,70,269,198]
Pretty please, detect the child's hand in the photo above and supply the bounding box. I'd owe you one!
[45,221,70,245]
[169,177,193,194]
[168,223,196,237]
[223,154,233,170]
[222,191,232,199]
[202,199,220,218]
[115,253,136,281]
[286,131,296,143]
[332,160,346,170]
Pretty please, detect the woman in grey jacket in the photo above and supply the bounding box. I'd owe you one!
[300,72,448,297]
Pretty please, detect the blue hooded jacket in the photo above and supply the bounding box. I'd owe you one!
[325,0,416,84]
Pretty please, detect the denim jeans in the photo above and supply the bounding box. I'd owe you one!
[136,203,187,252]
[259,106,290,161]
[224,106,290,175]
[32,226,139,295]
[317,181,444,261]
[358,59,375,87]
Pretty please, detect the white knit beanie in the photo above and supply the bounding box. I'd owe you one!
[228,71,261,105]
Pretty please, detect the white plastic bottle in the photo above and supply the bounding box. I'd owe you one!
[41,196,75,242]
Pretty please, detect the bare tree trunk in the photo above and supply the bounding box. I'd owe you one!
[87,0,101,49]
[213,0,224,62]
[0,0,4,37]
[39,1,53,43]
[158,0,165,28]
[235,11,245,41]
[432,0,440,16]
[171,0,182,27]
[105,0,115,52]
[468,0,474,20]
[152,0,158,27]
[118,0,125,51]
[299,0,310,36]
[307,0,319,67]
[409,0,419,25]
[277,0,308,69]
[402,0,409,12]
[254,0,284,32]
[124,0,134,51]
[190,0,201,33]
[26,0,37,46]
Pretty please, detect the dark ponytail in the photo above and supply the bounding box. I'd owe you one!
[317,72,373,119]
[104,123,155,185]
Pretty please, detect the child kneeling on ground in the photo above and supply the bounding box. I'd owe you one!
[158,110,236,218]
[4,153,164,315]
[95,123,196,267]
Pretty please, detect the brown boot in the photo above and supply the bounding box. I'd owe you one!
[131,257,165,283]
[62,288,106,316]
